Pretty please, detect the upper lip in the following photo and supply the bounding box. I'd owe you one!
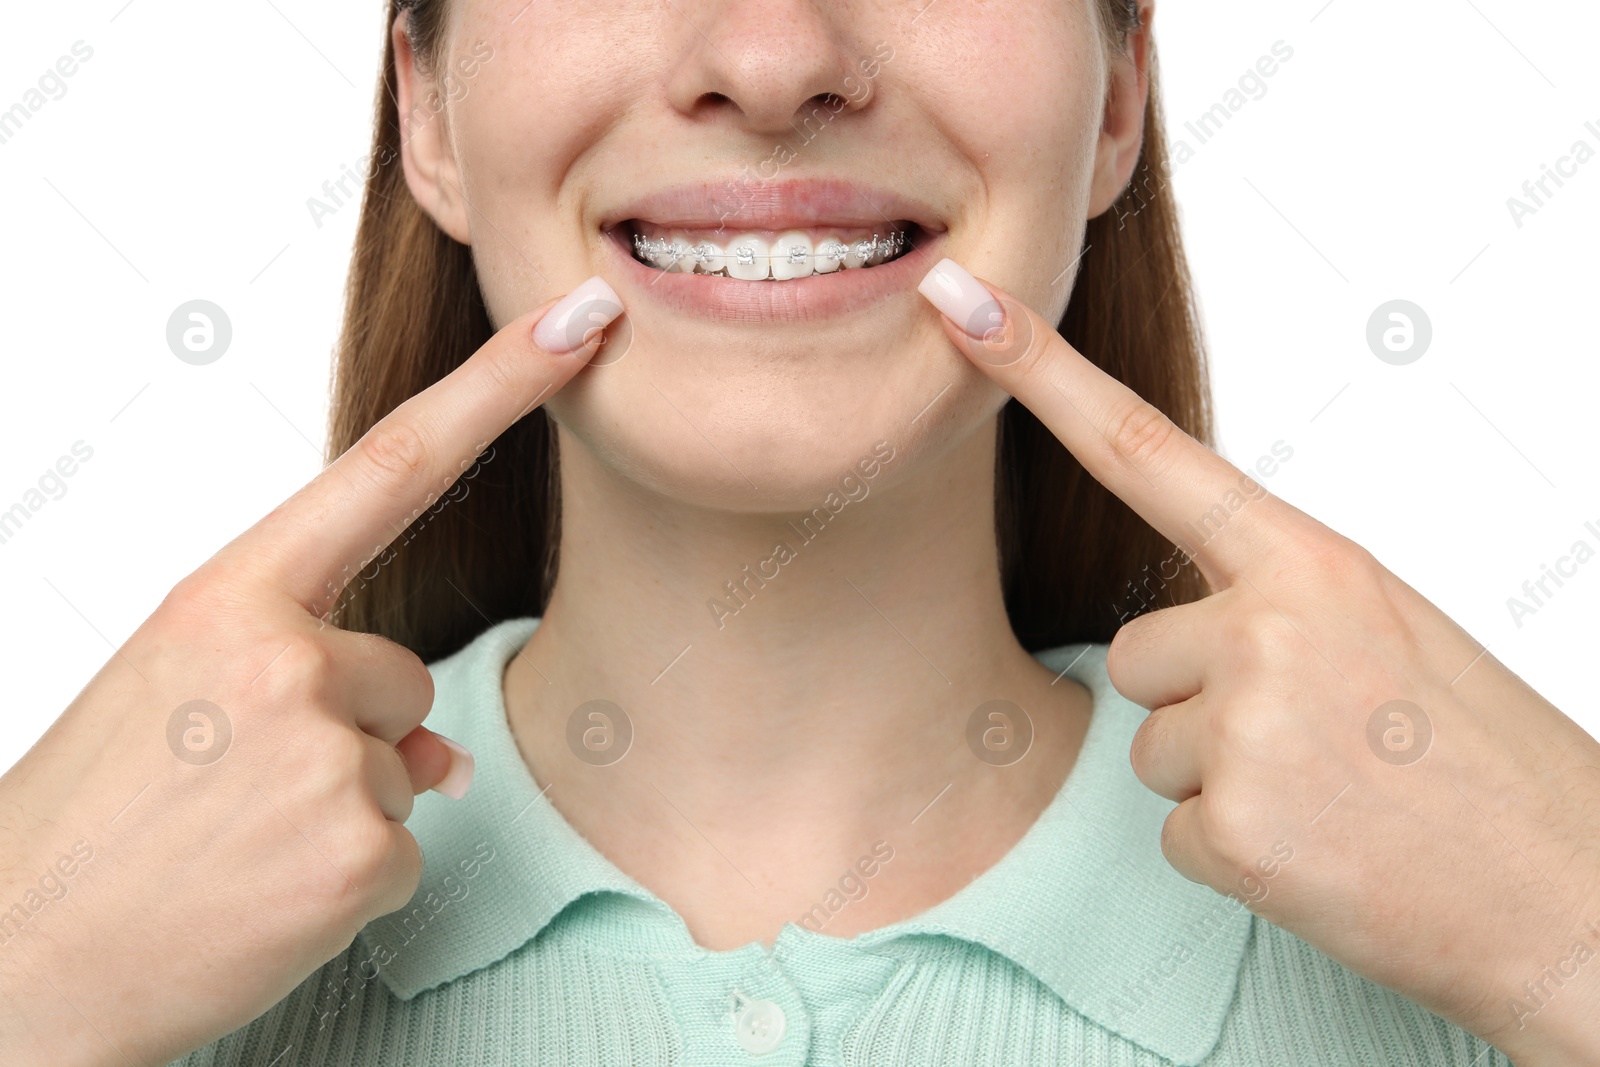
[598,177,945,235]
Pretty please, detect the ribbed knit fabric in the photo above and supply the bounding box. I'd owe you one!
[168,617,1514,1066]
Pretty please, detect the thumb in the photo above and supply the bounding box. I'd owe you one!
[396,725,475,800]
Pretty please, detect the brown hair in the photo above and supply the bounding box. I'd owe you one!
[327,0,1213,664]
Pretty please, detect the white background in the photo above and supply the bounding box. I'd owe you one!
[1,0,1596,771]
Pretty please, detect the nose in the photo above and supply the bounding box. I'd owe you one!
[664,0,872,137]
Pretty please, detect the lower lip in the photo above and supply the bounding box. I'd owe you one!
[601,226,947,323]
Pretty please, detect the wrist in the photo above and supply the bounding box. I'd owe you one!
[1505,984,1600,1066]
[0,959,123,1067]
[1483,910,1600,1066]
[0,860,128,1067]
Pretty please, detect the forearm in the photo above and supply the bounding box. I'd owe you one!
[0,796,172,1067]
[0,926,136,1067]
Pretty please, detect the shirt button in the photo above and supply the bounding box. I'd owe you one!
[732,997,787,1055]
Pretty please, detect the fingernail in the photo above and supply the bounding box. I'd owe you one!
[432,734,476,800]
[532,275,625,354]
[917,257,1006,341]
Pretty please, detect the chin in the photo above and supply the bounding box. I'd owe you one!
[544,325,998,514]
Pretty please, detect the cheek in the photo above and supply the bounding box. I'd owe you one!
[908,5,1104,162]
[899,9,1105,317]
[450,11,649,314]
[455,0,652,181]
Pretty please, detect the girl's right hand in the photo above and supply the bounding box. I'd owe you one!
[0,281,622,1067]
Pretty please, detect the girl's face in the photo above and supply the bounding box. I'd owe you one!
[398,0,1146,510]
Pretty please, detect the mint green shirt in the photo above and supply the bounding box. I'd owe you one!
[171,617,1511,1066]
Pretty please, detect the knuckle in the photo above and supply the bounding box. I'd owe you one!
[1104,621,1142,687]
[375,741,417,822]
[475,341,528,398]
[265,632,338,703]
[369,827,424,917]
[1158,806,1186,865]
[390,786,417,826]
[382,639,436,718]
[1104,630,1132,689]
[354,633,436,730]
[1105,608,1170,687]
[1230,611,1300,675]
[1213,703,1279,765]
[357,418,432,484]
[156,568,224,625]
[292,723,368,804]
[336,726,372,780]
[1009,316,1054,379]
[1336,540,1383,586]
[1297,538,1348,583]
[1279,522,1366,588]
[412,659,436,715]
[1219,849,1262,904]
[1127,710,1166,783]
[1104,400,1180,471]
[1199,789,1253,862]
[342,813,399,884]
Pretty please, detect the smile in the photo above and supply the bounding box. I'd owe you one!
[598,178,946,320]
[626,224,915,281]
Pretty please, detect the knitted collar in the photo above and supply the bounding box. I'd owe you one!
[357,616,1251,1066]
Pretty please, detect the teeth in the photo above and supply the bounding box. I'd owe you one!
[726,233,771,281]
[771,231,812,281]
[813,237,848,274]
[692,235,728,275]
[667,231,695,272]
[630,228,908,279]
[846,238,875,270]
[645,237,679,270]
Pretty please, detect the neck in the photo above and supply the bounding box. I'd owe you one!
[502,414,1092,947]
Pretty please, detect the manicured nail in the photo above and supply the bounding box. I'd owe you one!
[917,257,1006,341]
[432,734,476,800]
[532,275,624,354]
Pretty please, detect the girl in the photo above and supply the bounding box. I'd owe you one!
[1,1,1594,1064]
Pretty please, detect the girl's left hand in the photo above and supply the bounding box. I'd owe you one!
[919,258,1600,1067]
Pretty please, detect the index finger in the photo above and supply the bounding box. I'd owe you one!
[917,257,1290,589]
[226,276,624,616]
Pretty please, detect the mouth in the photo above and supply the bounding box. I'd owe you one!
[597,178,947,321]
[620,220,921,280]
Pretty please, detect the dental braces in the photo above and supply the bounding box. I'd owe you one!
[631,230,908,270]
